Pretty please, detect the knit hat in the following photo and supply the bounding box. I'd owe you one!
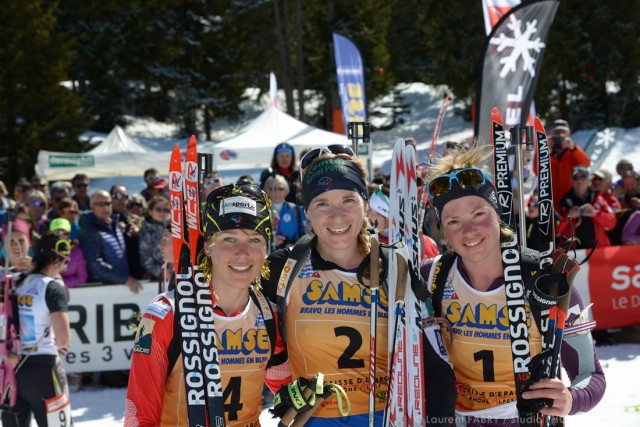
[203,183,272,245]
[2,218,30,242]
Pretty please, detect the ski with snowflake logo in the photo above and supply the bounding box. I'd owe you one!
[169,143,225,427]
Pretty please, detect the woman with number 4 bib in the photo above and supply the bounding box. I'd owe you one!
[2,231,73,427]
[420,146,606,426]
[125,184,290,426]
[262,145,389,426]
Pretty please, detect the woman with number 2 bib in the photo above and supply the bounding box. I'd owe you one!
[125,184,290,426]
[262,145,389,426]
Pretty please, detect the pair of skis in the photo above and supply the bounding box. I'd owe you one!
[169,138,225,427]
[490,108,569,427]
[384,139,426,427]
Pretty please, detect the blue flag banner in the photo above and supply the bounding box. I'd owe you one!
[475,0,558,145]
[333,33,367,132]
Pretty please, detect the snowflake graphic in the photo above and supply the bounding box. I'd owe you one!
[490,14,546,78]
[594,128,617,149]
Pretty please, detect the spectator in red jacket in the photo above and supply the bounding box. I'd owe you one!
[557,166,616,249]
[536,119,591,212]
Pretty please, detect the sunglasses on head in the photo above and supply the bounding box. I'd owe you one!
[300,145,356,170]
[111,193,129,200]
[53,238,71,258]
[427,168,492,199]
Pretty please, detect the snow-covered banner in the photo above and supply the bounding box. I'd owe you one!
[475,0,558,145]
[332,33,367,131]
[583,127,625,171]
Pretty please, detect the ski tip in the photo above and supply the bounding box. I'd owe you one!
[171,144,181,157]
[491,107,502,123]
[188,135,197,147]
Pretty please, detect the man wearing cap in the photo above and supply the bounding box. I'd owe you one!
[79,190,142,293]
[591,168,621,211]
[557,165,616,249]
[539,119,591,212]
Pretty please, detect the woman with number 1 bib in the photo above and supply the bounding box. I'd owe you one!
[125,184,290,426]
[262,145,389,426]
[420,146,606,426]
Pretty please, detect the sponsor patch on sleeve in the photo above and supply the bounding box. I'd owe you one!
[133,317,155,355]
[146,298,171,320]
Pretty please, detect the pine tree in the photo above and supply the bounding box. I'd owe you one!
[0,0,90,186]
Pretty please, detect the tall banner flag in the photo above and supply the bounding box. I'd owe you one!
[332,33,367,130]
[481,0,539,126]
[475,0,558,146]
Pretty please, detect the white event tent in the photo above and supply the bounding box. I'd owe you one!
[35,126,171,181]
[208,106,347,170]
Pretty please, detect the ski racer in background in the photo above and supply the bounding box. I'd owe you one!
[125,184,291,426]
[2,231,73,427]
[262,146,388,426]
[420,146,606,426]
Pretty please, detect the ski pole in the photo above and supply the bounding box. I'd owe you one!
[369,230,380,426]
[368,229,380,427]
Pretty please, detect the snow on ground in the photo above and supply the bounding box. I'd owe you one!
[54,342,640,426]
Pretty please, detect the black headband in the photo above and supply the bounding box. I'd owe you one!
[431,180,501,223]
[301,157,368,210]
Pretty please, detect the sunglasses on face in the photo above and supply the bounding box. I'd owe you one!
[154,207,170,213]
[572,174,588,181]
[29,200,46,207]
[129,202,143,209]
[75,183,89,188]
[300,144,356,170]
[427,168,493,199]
[111,193,129,200]
[93,201,112,207]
